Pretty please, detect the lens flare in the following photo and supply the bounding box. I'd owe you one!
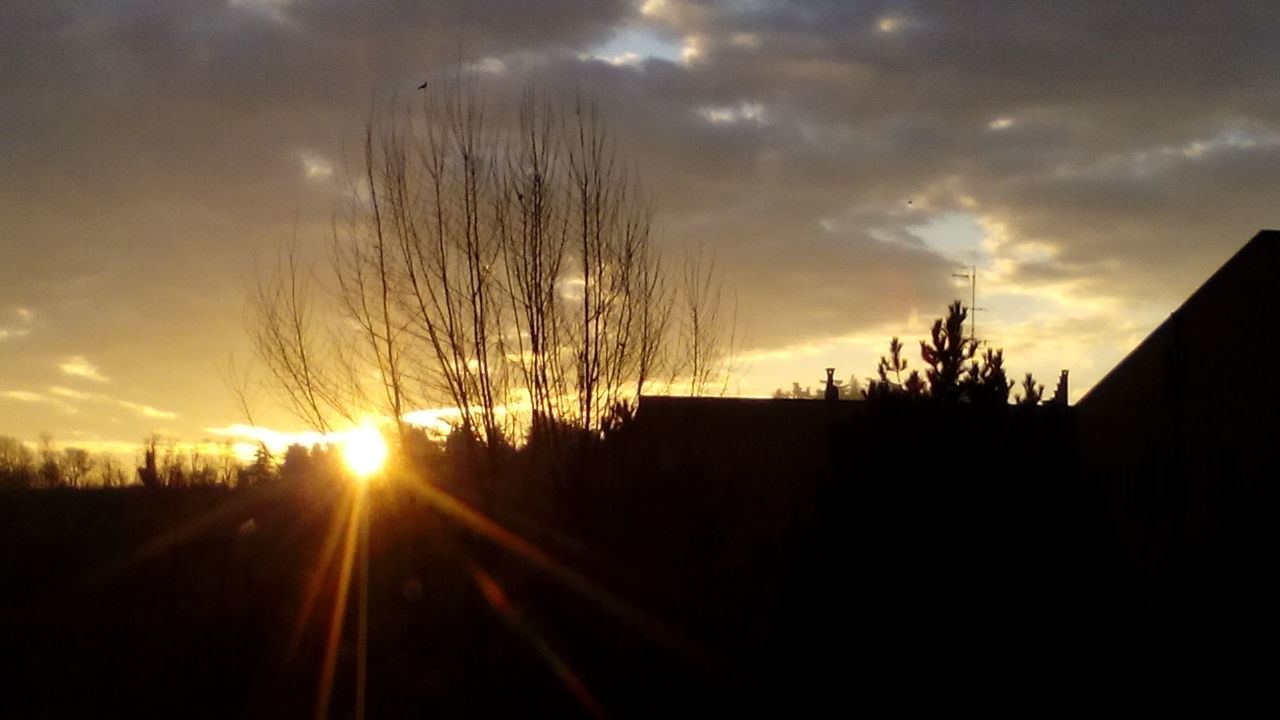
[342,424,387,479]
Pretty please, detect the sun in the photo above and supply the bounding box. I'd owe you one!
[342,424,388,480]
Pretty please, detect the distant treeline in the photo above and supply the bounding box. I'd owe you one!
[0,434,256,490]
[1,425,485,495]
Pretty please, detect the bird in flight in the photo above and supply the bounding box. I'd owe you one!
[418,80,428,90]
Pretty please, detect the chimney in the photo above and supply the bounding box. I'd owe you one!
[1048,369,1069,406]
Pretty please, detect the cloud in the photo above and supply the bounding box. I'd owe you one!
[46,386,178,420]
[463,57,508,75]
[0,307,32,341]
[299,150,334,181]
[697,102,767,125]
[58,356,109,382]
[205,422,382,459]
[46,387,93,400]
[116,401,180,420]
[2,390,78,414]
[227,0,294,26]
[582,50,643,66]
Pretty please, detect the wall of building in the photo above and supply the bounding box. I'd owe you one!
[1075,230,1280,711]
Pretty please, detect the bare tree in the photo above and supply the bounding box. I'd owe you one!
[249,242,352,434]
[0,435,36,489]
[138,434,161,489]
[217,441,240,486]
[249,78,734,444]
[61,448,93,489]
[97,454,127,488]
[677,246,737,396]
[37,432,61,488]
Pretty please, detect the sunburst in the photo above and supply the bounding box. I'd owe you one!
[342,424,388,480]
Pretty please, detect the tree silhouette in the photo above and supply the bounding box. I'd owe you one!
[97,454,127,488]
[0,435,35,490]
[680,247,738,396]
[237,444,275,488]
[1015,372,1045,406]
[866,337,925,400]
[60,448,93,489]
[279,443,311,483]
[248,79,734,444]
[962,348,1012,407]
[920,301,977,402]
[865,302,1036,407]
[160,442,186,488]
[137,435,161,489]
[37,432,61,488]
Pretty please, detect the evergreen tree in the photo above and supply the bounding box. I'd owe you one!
[866,337,925,400]
[237,444,276,488]
[963,348,1012,406]
[1015,372,1045,406]
[920,301,977,402]
[865,301,1040,408]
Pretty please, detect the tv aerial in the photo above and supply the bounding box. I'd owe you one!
[951,265,987,346]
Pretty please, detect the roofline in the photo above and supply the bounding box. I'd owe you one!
[1078,228,1280,406]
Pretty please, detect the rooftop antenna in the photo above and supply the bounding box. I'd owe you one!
[951,265,986,346]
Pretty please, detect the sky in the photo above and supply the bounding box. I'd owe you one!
[4,0,1280,456]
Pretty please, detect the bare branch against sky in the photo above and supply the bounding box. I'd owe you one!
[250,80,734,442]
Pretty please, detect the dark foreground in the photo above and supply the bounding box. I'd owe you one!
[2,449,1277,719]
[2,481,779,718]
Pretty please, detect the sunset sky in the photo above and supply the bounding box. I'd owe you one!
[4,1,1280,454]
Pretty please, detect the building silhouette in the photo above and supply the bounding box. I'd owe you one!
[623,229,1280,715]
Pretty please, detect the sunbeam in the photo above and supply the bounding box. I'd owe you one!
[315,485,365,720]
[284,489,357,667]
[396,475,721,672]
[472,565,609,719]
[79,484,280,588]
